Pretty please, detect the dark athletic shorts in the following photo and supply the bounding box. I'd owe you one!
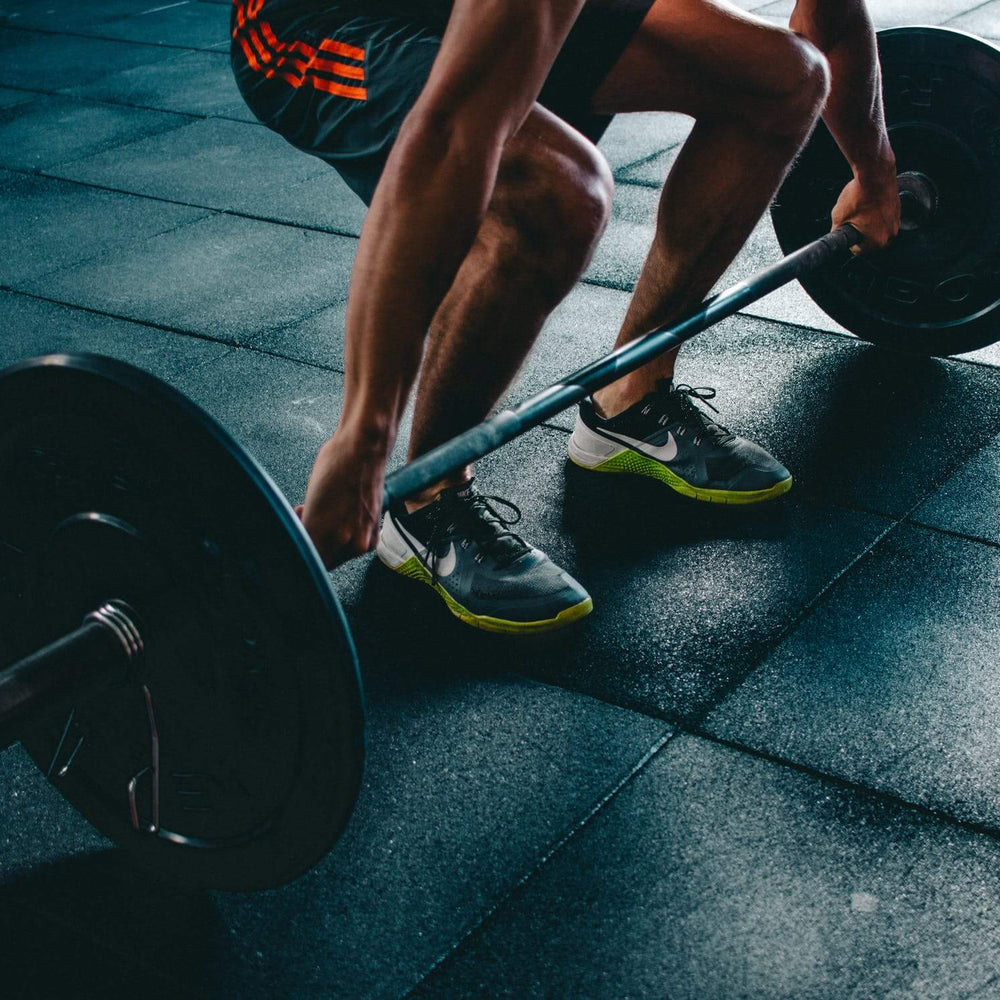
[230,0,655,205]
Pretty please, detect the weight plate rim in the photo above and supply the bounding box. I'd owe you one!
[878,23,1000,58]
[0,353,366,890]
[771,25,1000,357]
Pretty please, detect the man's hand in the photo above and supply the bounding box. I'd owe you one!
[790,0,898,252]
[831,159,900,252]
[295,433,387,569]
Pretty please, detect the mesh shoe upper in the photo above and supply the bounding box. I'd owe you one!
[577,380,790,493]
[380,482,590,623]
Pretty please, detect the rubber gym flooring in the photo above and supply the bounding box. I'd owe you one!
[2,1,1000,997]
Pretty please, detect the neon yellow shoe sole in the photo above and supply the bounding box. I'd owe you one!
[569,447,793,505]
[380,554,594,635]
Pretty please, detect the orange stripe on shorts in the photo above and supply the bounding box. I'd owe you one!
[236,10,367,101]
[310,56,365,81]
[307,76,368,100]
[237,32,263,72]
[318,37,365,63]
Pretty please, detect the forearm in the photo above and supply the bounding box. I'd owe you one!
[338,115,504,453]
[791,0,894,180]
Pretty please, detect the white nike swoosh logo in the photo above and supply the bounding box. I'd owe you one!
[395,519,458,577]
[597,427,678,462]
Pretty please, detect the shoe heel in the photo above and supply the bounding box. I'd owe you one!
[567,418,624,470]
[376,515,414,569]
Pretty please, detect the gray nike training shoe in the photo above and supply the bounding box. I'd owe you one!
[568,379,792,504]
[376,482,592,634]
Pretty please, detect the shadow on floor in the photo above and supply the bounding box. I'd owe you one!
[0,850,224,999]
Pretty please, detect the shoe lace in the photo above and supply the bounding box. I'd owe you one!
[425,484,528,583]
[652,382,734,445]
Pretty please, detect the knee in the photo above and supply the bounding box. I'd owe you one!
[764,33,830,138]
[497,135,614,279]
[552,140,615,252]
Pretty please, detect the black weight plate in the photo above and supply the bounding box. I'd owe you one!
[772,27,1000,356]
[0,355,365,890]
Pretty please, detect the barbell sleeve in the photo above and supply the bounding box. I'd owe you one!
[383,223,862,507]
[0,602,143,750]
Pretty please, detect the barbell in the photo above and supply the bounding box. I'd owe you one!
[0,24,997,891]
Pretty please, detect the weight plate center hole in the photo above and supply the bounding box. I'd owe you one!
[898,170,939,232]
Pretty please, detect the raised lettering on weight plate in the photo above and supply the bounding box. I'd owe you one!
[934,274,975,304]
[172,771,218,813]
[898,74,941,109]
[883,277,921,305]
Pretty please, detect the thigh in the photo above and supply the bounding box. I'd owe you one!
[591,0,806,116]
[540,0,656,144]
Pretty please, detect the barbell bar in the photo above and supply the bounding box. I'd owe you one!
[0,24,997,892]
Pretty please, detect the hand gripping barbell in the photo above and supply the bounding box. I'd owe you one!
[0,25,996,891]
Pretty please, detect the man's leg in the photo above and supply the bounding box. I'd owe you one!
[373,105,610,633]
[564,0,828,504]
[590,0,830,415]
[402,105,613,508]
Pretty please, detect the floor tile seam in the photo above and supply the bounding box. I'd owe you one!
[54,91,220,122]
[943,0,997,23]
[233,340,345,377]
[0,83,52,100]
[0,286,352,380]
[895,425,1000,522]
[3,199,218,279]
[901,518,1000,551]
[740,299,1000,370]
[15,165,362,241]
[1,204,217,286]
[684,726,1000,845]
[0,98,199,170]
[46,91,204,125]
[501,668,695,731]
[611,143,681,183]
[252,297,351,345]
[173,343,242,378]
[724,296,1000,371]
[1,78,250,127]
[689,475,985,727]
[0,20,225,54]
[689,511,906,725]
[511,673,681,731]
[0,285,243,350]
[693,298,1000,372]
[538,420,570,434]
[614,174,662,190]
[0,285,376,384]
[398,728,678,1000]
[3,106,198,175]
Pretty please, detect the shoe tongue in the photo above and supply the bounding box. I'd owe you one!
[445,483,529,564]
[654,377,674,394]
[438,479,475,501]
[488,533,529,564]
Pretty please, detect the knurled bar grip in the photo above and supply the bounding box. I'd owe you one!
[382,223,862,507]
[0,602,143,750]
